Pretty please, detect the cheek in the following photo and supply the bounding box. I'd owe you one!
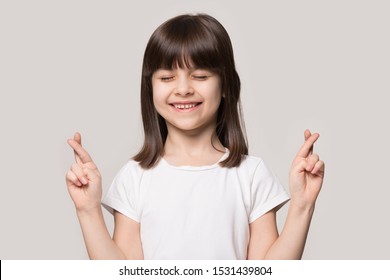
[206,83,222,105]
[152,88,170,117]
[152,84,164,106]
[152,93,163,112]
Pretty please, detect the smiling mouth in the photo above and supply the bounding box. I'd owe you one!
[171,103,202,110]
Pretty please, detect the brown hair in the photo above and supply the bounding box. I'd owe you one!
[133,14,248,168]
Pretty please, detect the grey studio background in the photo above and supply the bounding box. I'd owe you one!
[0,0,389,259]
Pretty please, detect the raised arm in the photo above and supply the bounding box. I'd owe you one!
[66,132,135,259]
[248,130,325,259]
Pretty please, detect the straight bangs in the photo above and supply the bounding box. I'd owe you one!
[143,16,224,76]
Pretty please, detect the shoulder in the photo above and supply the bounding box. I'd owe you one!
[241,154,264,166]
[235,154,279,182]
[113,159,146,182]
[237,154,265,172]
[222,155,265,183]
[122,159,144,170]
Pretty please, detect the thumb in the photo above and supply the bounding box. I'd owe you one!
[291,158,308,175]
[83,167,101,184]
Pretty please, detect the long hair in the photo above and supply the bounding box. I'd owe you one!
[133,14,248,168]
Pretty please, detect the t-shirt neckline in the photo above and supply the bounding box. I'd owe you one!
[160,148,229,171]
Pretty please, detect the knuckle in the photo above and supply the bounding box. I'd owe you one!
[72,163,84,174]
[309,154,319,161]
[65,171,72,180]
[66,171,78,184]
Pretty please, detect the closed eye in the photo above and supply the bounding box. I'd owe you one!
[161,76,174,81]
[192,75,209,80]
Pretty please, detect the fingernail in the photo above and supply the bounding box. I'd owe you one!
[81,177,88,185]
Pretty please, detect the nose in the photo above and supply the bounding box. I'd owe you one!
[174,75,194,96]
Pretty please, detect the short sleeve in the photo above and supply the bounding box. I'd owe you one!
[249,159,290,223]
[101,161,141,222]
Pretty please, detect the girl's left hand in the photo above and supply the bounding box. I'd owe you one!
[289,130,325,210]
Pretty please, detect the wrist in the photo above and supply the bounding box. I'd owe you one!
[289,201,315,216]
[76,205,102,219]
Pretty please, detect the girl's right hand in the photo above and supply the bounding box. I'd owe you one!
[66,132,102,213]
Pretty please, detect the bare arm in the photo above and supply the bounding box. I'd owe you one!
[66,132,142,259]
[248,130,325,259]
[247,205,314,259]
[113,211,144,259]
[77,208,126,259]
[76,209,143,259]
[247,210,279,259]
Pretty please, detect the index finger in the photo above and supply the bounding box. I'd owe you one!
[72,132,82,164]
[304,129,313,155]
[296,132,320,158]
[67,135,93,165]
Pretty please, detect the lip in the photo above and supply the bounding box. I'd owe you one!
[169,102,202,112]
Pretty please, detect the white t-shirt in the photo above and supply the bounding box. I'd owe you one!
[102,151,289,260]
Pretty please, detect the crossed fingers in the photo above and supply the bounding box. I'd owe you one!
[67,132,94,166]
[297,129,324,176]
[296,130,319,158]
[67,132,97,186]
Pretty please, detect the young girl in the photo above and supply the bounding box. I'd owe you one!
[66,14,325,260]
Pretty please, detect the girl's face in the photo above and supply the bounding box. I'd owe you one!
[152,67,222,134]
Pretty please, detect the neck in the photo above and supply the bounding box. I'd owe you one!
[163,123,225,166]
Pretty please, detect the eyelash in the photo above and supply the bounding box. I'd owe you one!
[193,75,208,80]
[160,75,209,81]
[161,76,174,81]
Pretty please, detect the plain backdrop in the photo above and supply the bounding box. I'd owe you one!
[0,0,389,259]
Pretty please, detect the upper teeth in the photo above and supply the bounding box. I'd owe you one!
[174,103,197,109]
